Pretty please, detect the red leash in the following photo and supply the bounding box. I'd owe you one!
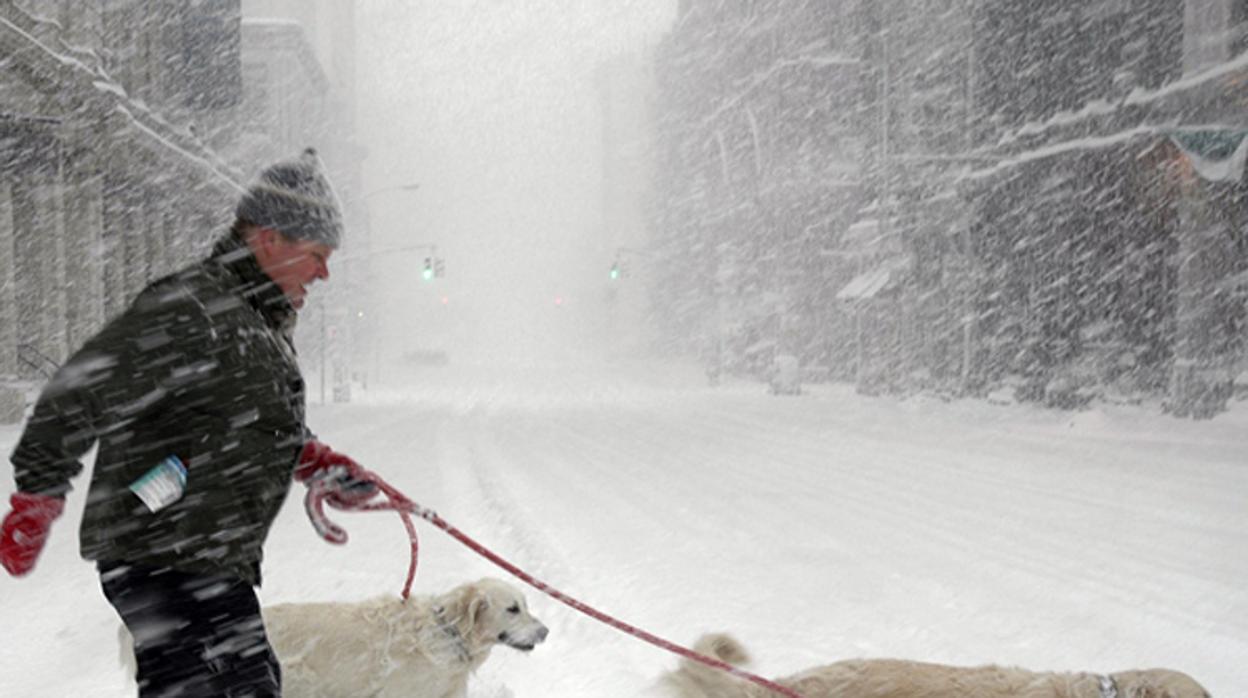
[308,473,805,698]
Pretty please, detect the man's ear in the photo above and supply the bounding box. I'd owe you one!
[255,226,284,251]
[244,225,277,258]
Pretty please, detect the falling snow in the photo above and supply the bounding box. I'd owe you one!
[2,1,1245,697]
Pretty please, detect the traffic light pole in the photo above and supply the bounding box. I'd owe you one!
[608,245,654,281]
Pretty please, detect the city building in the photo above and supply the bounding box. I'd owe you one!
[649,0,1247,415]
[650,0,865,379]
[1,0,243,421]
[963,0,1247,416]
[1,0,366,420]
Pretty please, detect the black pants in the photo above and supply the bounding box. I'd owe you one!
[99,561,281,697]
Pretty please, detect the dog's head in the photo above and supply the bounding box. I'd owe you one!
[441,578,549,653]
[1111,669,1211,698]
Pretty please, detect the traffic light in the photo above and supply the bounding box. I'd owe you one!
[609,261,621,281]
[422,257,434,282]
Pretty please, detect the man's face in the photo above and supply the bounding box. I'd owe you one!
[253,228,333,310]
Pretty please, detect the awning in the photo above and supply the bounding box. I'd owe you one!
[1168,128,1248,183]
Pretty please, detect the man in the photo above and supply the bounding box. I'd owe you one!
[0,149,379,697]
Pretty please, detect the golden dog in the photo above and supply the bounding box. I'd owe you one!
[121,577,548,698]
[657,633,1210,698]
[266,577,548,698]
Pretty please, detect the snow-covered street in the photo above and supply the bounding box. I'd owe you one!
[2,360,1245,697]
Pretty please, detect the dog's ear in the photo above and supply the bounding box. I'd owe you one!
[692,633,750,666]
[711,635,750,666]
[437,584,479,636]
[468,591,489,628]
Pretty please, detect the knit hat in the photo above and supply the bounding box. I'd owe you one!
[235,148,344,248]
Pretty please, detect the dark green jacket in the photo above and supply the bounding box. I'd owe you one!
[10,232,309,585]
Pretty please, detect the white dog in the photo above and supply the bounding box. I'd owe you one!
[658,633,1211,698]
[120,577,548,698]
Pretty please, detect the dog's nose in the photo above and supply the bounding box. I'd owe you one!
[536,624,549,643]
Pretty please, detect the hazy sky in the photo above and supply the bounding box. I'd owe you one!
[355,1,676,362]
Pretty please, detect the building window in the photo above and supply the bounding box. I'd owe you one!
[1185,0,1240,71]
[1234,0,1248,57]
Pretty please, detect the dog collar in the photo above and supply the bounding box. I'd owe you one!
[1098,675,1119,698]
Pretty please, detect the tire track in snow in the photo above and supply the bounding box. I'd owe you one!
[482,408,714,693]
[431,406,661,695]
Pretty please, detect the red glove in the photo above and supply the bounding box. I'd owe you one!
[1,492,65,577]
[296,441,378,544]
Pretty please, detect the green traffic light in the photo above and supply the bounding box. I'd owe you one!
[423,266,434,281]
[609,263,620,280]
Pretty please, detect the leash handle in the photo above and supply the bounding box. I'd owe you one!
[303,479,348,544]
[327,470,805,698]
